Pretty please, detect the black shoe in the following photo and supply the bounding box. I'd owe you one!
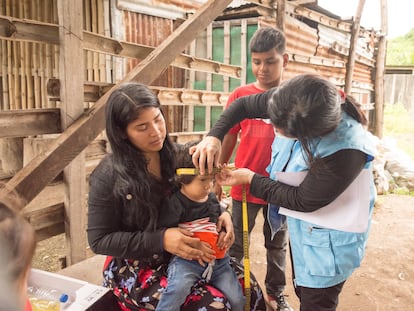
[267,294,293,311]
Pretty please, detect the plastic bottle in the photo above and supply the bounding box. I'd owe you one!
[27,286,72,311]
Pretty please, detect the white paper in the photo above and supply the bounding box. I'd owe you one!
[276,169,372,233]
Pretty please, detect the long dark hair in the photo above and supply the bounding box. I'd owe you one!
[105,82,176,230]
[268,74,367,166]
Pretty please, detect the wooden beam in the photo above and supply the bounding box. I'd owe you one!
[46,79,229,106]
[0,0,234,208]
[0,15,241,78]
[83,31,241,78]
[0,15,59,44]
[0,109,61,138]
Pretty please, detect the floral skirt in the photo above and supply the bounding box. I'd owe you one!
[103,256,266,310]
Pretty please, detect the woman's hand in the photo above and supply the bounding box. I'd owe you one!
[163,227,215,266]
[216,167,255,186]
[216,211,234,249]
[190,136,221,175]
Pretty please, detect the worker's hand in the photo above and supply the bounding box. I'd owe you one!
[216,167,255,186]
[190,136,221,175]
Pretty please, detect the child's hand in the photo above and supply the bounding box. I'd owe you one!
[217,230,232,250]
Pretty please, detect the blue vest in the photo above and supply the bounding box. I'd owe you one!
[267,112,376,288]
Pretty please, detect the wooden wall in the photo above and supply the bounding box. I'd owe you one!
[0,0,383,266]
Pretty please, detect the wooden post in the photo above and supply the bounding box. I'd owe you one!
[57,0,86,265]
[276,0,286,32]
[374,0,388,138]
[345,0,366,94]
[240,19,247,86]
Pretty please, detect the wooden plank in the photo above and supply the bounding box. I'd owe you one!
[23,182,65,241]
[0,0,234,208]
[0,16,60,44]
[0,109,61,138]
[0,16,241,78]
[46,79,230,106]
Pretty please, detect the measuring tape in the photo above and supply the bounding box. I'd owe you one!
[242,184,251,311]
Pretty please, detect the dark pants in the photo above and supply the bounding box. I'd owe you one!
[229,199,288,297]
[295,281,345,311]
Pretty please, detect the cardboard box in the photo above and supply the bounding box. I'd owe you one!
[28,269,120,311]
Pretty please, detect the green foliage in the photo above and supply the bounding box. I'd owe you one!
[392,187,414,196]
[386,28,414,65]
[383,103,414,197]
[383,103,414,160]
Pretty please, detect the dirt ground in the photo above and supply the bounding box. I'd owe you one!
[33,193,414,310]
[249,194,414,311]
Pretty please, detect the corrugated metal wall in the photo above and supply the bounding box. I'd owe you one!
[191,14,376,108]
[120,9,187,132]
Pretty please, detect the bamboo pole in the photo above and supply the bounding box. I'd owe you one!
[24,0,34,109]
[18,2,27,110]
[1,40,10,110]
[91,0,99,82]
[13,41,21,109]
[344,0,365,94]
[33,3,41,109]
[374,0,388,137]
[12,0,21,110]
[7,24,14,109]
[44,0,53,108]
[241,19,247,86]
[0,0,9,110]
[103,0,111,83]
[85,0,93,81]
[206,24,213,91]
[97,0,106,82]
[223,21,230,93]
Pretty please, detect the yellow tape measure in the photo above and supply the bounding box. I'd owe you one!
[176,164,235,176]
[175,167,221,175]
[242,184,251,311]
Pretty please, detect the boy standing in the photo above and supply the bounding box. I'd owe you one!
[215,27,292,311]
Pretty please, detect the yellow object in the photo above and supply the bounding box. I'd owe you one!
[242,184,251,311]
[29,296,60,311]
[176,165,235,176]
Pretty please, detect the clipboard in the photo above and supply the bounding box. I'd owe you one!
[276,169,372,233]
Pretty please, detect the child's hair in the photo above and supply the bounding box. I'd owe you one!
[249,26,286,54]
[175,140,201,185]
[0,200,36,287]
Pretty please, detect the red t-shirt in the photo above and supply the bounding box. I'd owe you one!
[25,299,33,311]
[226,83,275,204]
